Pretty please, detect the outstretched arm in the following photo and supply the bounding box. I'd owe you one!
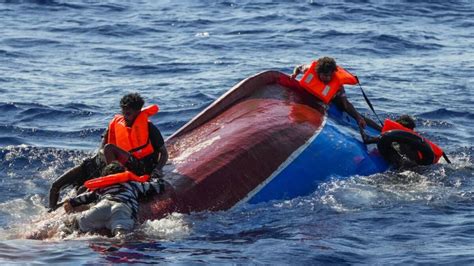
[290,64,310,79]
[48,165,84,210]
[333,88,366,130]
[359,127,380,144]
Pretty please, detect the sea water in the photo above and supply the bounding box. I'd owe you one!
[0,1,473,264]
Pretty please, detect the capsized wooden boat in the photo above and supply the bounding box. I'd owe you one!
[139,71,388,221]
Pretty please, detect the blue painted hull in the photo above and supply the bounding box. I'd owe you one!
[140,71,390,220]
[247,104,388,203]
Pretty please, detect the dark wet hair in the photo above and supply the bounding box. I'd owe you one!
[396,115,416,130]
[101,161,126,176]
[120,93,145,110]
[316,57,337,74]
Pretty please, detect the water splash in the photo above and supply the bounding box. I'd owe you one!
[140,213,191,240]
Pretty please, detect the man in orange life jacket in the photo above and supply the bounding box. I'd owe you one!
[48,93,168,211]
[362,115,419,167]
[290,57,381,132]
[362,114,444,167]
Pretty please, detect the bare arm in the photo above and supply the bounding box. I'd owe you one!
[48,165,84,210]
[290,64,310,79]
[333,88,366,130]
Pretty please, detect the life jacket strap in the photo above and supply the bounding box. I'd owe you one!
[129,137,151,154]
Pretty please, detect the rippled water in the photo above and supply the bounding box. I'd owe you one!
[0,0,473,264]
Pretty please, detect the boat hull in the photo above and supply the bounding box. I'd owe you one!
[139,71,388,221]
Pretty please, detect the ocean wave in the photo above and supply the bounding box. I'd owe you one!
[0,49,27,58]
[0,124,102,137]
[226,29,274,35]
[93,2,128,12]
[0,124,103,148]
[319,30,359,39]
[418,108,474,120]
[0,101,101,122]
[0,0,472,263]
[73,24,161,37]
[118,63,198,75]
[18,108,92,122]
[58,102,101,112]
[0,144,86,168]
[7,0,128,13]
[457,21,474,28]
[2,37,62,49]
[4,0,84,9]
[364,33,443,53]
[0,137,27,146]
[0,145,90,205]
[0,102,20,112]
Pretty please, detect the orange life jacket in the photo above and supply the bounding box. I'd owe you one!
[84,171,150,191]
[381,119,443,163]
[107,104,159,159]
[299,61,359,104]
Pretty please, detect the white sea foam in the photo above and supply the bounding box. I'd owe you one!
[140,213,191,240]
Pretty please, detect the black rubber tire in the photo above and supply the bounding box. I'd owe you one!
[377,130,435,166]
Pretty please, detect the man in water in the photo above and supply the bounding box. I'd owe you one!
[48,93,168,211]
[62,161,163,237]
[362,115,421,168]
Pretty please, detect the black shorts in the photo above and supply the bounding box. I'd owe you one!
[78,152,107,185]
[80,152,155,182]
[125,155,156,176]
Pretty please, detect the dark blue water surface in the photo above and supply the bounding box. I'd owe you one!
[1,0,473,264]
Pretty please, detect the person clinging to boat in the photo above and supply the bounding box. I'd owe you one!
[361,115,416,145]
[290,56,381,132]
[61,161,163,237]
[361,114,447,167]
[290,57,448,167]
[48,93,168,211]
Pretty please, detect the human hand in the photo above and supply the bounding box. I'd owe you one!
[357,117,367,129]
[290,73,297,79]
